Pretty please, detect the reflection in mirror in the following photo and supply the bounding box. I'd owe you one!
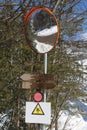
[25,9,58,53]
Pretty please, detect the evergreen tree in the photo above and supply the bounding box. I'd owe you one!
[0,0,87,129]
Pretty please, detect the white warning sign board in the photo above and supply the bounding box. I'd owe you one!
[25,102,51,124]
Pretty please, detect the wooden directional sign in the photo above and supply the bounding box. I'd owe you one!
[20,73,56,89]
[20,74,35,89]
[25,102,51,124]
[31,82,55,89]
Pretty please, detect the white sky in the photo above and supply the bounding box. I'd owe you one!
[81,33,87,41]
[71,32,87,41]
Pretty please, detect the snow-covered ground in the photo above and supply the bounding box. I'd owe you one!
[51,95,87,130]
[36,25,57,36]
[78,59,87,85]
[55,59,87,130]
[33,25,58,53]
[34,39,53,53]
[57,110,87,130]
[0,110,12,130]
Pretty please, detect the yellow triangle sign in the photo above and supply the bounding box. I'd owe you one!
[32,103,44,115]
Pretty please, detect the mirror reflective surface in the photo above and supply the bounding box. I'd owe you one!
[24,8,59,53]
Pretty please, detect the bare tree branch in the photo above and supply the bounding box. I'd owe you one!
[53,0,61,13]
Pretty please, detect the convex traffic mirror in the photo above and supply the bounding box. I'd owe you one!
[24,6,60,54]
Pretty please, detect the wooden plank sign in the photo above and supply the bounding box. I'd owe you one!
[20,73,56,89]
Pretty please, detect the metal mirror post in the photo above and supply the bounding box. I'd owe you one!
[24,6,60,130]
